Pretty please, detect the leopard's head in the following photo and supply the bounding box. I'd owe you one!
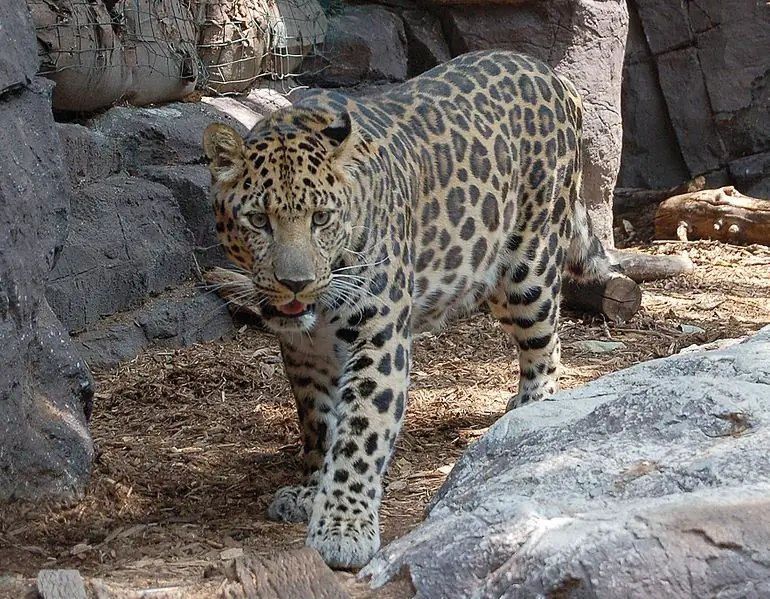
[204,106,364,333]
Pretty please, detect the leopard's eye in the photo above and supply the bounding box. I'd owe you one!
[312,210,331,227]
[248,212,269,229]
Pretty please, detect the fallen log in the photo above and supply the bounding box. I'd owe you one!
[607,249,695,283]
[29,549,353,599]
[654,186,770,245]
[562,273,642,324]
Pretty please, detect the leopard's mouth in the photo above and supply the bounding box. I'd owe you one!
[263,300,315,319]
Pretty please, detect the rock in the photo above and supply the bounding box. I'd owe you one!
[730,151,770,200]
[57,123,122,186]
[656,46,725,176]
[623,0,770,198]
[441,0,629,246]
[86,103,247,169]
[401,10,451,77]
[301,5,408,87]
[617,5,689,189]
[44,101,249,364]
[579,339,627,353]
[75,283,233,369]
[690,2,769,160]
[138,165,228,268]
[0,1,38,89]
[362,326,770,597]
[0,0,93,501]
[46,176,195,332]
[202,84,292,130]
[202,96,266,130]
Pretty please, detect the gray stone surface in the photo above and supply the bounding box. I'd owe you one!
[620,0,770,197]
[440,0,629,246]
[362,326,770,598]
[86,103,246,169]
[0,0,94,501]
[301,5,408,87]
[75,283,233,369]
[0,0,38,93]
[46,176,195,332]
[401,10,451,77]
[44,101,249,364]
[57,123,122,186]
[730,151,770,199]
[618,6,689,189]
[657,46,724,176]
[138,165,228,268]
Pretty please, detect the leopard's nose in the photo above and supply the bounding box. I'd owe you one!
[278,277,315,293]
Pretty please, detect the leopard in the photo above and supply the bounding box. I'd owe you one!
[203,50,615,569]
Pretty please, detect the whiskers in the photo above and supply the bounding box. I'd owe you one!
[325,269,388,313]
[324,229,393,313]
[198,268,267,314]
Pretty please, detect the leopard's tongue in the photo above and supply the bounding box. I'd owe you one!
[277,300,306,316]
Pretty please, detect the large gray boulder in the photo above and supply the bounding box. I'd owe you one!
[363,326,770,597]
[74,283,233,369]
[47,176,196,332]
[301,5,408,87]
[618,6,690,189]
[0,0,94,499]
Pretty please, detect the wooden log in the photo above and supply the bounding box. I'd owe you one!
[654,186,770,245]
[85,548,350,599]
[607,249,694,283]
[223,548,351,599]
[562,273,642,323]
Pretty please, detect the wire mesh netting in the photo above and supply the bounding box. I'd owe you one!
[29,0,331,111]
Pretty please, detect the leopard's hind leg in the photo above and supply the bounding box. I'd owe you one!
[488,222,565,410]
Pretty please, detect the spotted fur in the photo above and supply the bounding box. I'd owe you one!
[203,50,613,569]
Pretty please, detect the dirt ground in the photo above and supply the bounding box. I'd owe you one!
[1,240,769,596]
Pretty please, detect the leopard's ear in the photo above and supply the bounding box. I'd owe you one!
[203,123,245,185]
[322,110,363,161]
[321,110,352,148]
[320,110,367,180]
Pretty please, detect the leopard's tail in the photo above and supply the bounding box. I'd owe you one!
[565,200,618,284]
[560,74,618,285]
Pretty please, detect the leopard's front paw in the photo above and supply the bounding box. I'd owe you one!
[307,511,380,569]
[507,381,558,411]
[266,485,315,523]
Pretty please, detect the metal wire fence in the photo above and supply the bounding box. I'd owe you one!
[30,0,331,110]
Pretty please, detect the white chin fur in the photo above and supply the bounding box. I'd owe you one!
[264,311,317,334]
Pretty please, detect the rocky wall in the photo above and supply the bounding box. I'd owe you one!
[0,0,94,500]
[48,103,258,369]
[619,0,770,196]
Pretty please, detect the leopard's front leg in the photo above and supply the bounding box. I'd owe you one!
[268,336,340,524]
[307,313,411,569]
